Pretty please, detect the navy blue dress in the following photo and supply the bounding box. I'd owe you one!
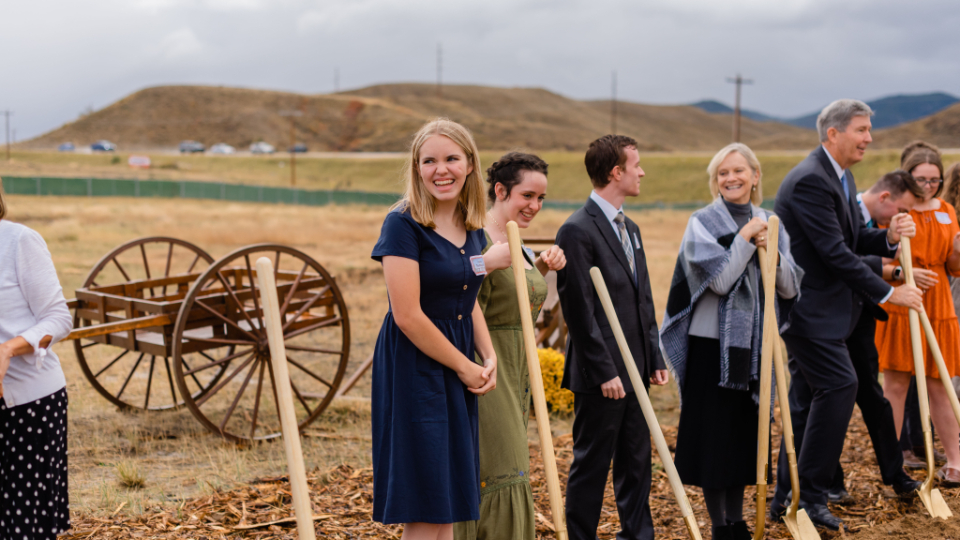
[371,208,487,524]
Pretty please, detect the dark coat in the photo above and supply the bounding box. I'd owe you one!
[774,146,897,340]
[556,197,666,393]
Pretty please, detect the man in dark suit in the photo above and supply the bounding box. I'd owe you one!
[556,134,669,540]
[827,171,924,503]
[771,100,923,531]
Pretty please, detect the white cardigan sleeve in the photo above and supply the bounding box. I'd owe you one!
[15,228,72,368]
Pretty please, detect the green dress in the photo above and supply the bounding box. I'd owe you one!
[454,232,549,540]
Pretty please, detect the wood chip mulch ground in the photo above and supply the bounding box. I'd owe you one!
[65,408,960,539]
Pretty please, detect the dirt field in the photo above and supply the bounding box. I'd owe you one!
[9,193,960,539]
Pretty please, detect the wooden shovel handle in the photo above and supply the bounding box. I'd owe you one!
[506,222,568,540]
[590,267,702,540]
[754,216,780,540]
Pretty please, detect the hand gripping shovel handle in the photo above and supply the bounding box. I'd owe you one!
[753,216,779,540]
[256,258,317,540]
[901,237,953,519]
[590,267,702,540]
[506,222,568,540]
[759,234,821,540]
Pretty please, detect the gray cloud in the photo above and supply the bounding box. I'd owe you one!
[4,0,959,140]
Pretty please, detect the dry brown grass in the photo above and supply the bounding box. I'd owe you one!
[6,194,688,518]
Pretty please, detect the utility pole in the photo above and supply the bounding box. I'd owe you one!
[437,43,443,98]
[2,110,11,161]
[279,110,304,186]
[334,68,340,93]
[611,71,617,134]
[726,74,753,142]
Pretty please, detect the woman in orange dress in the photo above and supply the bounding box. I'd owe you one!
[876,141,960,484]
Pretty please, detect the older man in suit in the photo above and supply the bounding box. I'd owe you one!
[771,100,924,531]
[556,134,669,540]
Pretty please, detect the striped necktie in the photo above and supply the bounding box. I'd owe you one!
[613,212,636,276]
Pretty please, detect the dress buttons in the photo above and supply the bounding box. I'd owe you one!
[458,315,463,320]
[463,285,468,290]
[460,249,465,254]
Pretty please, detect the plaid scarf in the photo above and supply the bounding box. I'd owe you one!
[660,198,801,403]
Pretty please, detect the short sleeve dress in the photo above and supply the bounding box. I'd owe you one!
[370,208,488,524]
[876,198,960,378]
[454,232,548,540]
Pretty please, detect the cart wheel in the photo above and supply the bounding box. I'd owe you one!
[172,244,350,442]
[73,237,229,411]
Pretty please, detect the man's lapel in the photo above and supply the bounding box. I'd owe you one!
[586,198,636,287]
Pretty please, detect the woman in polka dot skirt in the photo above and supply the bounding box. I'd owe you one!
[0,181,73,539]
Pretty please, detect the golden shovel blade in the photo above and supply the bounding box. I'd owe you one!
[919,478,952,519]
[783,507,821,540]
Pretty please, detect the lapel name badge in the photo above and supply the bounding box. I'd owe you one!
[522,246,536,263]
[633,232,641,249]
[470,255,488,276]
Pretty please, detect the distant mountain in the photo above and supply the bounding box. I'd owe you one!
[693,92,959,131]
[871,102,960,149]
[690,100,780,123]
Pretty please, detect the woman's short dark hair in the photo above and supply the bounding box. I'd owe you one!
[584,134,638,188]
[486,152,548,204]
[901,141,945,198]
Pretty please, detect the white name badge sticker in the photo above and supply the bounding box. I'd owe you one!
[633,232,641,249]
[936,211,952,224]
[470,255,487,276]
[522,246,536,262]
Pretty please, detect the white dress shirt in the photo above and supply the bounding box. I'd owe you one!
[0,221,71,407]
[590,190,625,240]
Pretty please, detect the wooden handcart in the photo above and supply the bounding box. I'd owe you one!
[65,237,350,442]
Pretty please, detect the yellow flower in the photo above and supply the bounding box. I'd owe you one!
[538,348,574,415]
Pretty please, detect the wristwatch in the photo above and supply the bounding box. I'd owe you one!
[893,266,903,281]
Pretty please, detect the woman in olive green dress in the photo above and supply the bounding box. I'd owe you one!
[454,152,567,540]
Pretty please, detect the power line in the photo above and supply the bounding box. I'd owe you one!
[726,74,753,142]
[2,110,12,161]
[611,71,617,134]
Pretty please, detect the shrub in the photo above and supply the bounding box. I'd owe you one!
[538,347,574,415]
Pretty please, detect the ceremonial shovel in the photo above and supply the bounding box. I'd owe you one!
[757,220,820,540]
[506,222,568,540]
[900,237,953,519]
[590,266,703,540]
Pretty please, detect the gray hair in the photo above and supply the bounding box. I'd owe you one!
[816,99,874,142]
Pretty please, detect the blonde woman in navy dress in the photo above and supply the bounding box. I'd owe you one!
[0,181,73,540]
[371,119,498,540]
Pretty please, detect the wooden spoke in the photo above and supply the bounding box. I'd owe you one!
[244,254,266,335]
[195,352,258,407]
[286,356,334,388]
[163,356,178,405]
[193,298,259,342]
[163,243,174,295]
[184,336,256,347]
[183,347,253,376]
[112,258,131,282]
[218,357,260,433]
[214,271,263,339]
[280,287,330,332]
[94,350,130,378]
[81,341,99,349]
[140,244,156,298]
[144,355,157,409]
[116,353,146,400]
[249,359,267,440]
[289,378,315,417]
[283,316,342,340]
[180,356,205,391]
[187,252,202,273]
[283,344,344,355]
[278,262,309,317]
[273,251,281,281]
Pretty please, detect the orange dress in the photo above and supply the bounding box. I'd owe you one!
[875,198,960,378]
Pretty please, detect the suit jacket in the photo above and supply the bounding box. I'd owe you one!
[774,146,897,340]
[556,197,666,393]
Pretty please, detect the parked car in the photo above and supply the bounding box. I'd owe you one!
[179,140,205,153]
[289,143,308,153]
[250,141,275,154]
[58,142,75,152]
[91,140,116,152]
[209,143,236,155]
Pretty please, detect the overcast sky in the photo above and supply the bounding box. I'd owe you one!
[4,0,959,140]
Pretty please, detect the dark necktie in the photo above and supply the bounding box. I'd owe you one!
[613,212,636,276]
